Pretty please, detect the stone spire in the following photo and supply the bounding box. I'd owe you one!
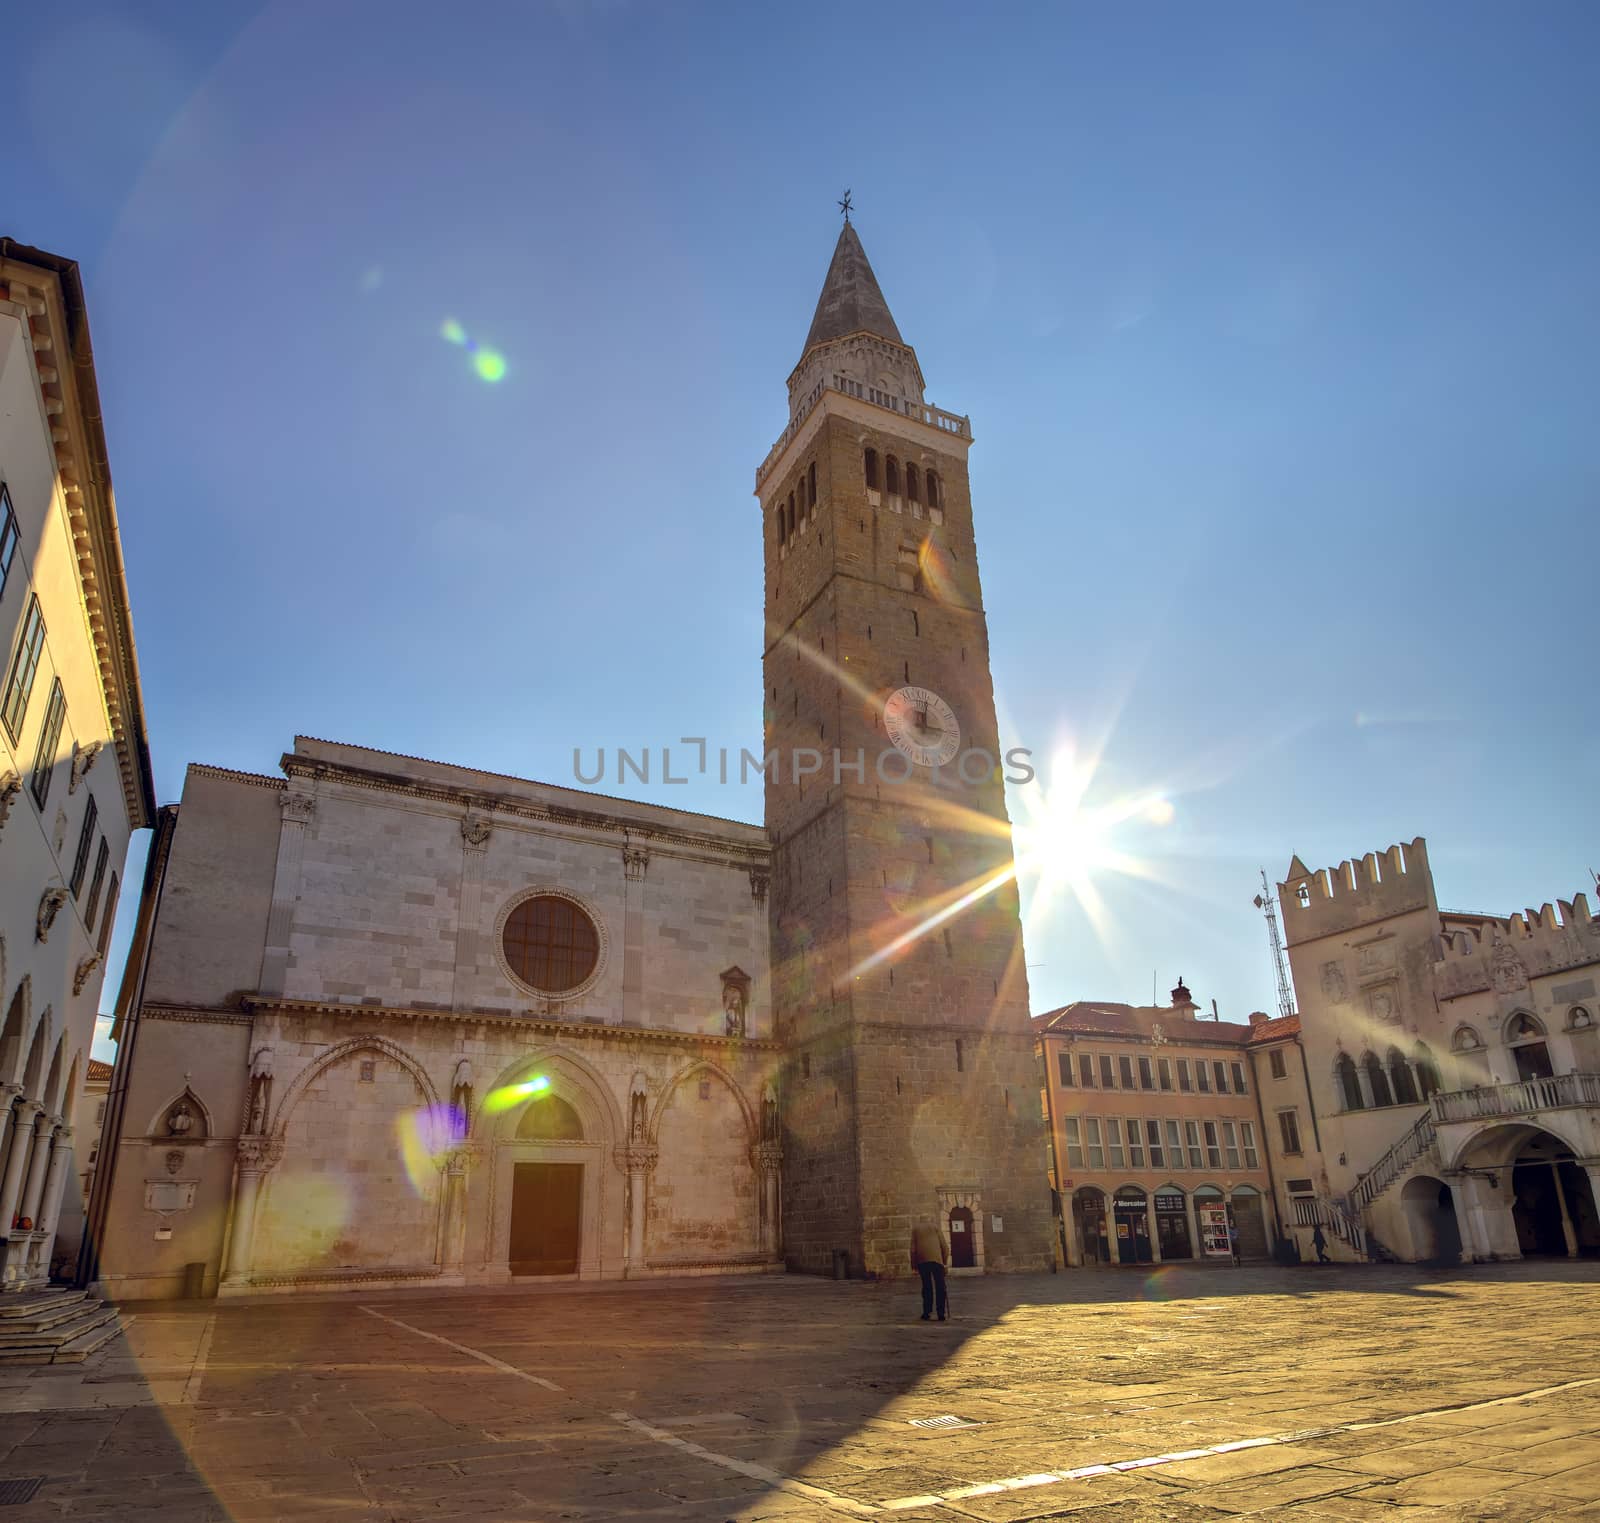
[801,221,904,360]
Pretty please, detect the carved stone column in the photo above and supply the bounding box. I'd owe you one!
[39,1128,74,1237]
[757,1140,782,1259]
[621,839,649,1026]
[452,813,493,1012]
[223,1137,281,1286]
[261,790,316,995]
[616,1144,657,1274]
[0,1099,40,1231]
[17,1113,55,1228]
[749,868,771,1032]
[438,1143,481,1273]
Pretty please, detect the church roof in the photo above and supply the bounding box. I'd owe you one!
[801,221,904,358]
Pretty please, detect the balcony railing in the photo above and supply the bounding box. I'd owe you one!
[1431,1071,1600,1125]
[756,383,971,489]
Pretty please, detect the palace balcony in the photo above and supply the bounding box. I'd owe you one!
[1431,1071,1600,1124]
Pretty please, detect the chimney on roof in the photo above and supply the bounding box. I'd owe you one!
[1170,977,1197,1015]
[1249,1010,1269,1026]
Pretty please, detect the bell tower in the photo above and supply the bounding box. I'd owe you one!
[758,218,1051,1277]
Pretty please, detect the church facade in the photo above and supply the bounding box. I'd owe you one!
[94,222,1052,1297]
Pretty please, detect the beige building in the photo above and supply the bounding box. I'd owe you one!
[1265,837,1600,1265]
[1036,984,1281,1266]
[0,242,155,1291]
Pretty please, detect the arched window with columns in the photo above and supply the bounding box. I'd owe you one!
[1362,1051,1393,1108]
[1334,1052,1363,1111]
[1387,1047,1419,1105]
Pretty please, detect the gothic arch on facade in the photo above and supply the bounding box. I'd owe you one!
[650,1057,757,1147]
[20,1005,51,1096]
[477,1047,623,1147]
[270,1035,442,1139]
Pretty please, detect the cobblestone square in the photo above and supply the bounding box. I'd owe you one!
[4,1263,1600,1520]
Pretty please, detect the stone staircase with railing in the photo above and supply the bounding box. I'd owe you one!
[0,1289,121,1365]
[1348,1109,1438,1214]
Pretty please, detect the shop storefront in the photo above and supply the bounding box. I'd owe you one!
[1154,1189,1191,1259]
[1113,1186,1153,1264]
[1195,1187,1232,1259]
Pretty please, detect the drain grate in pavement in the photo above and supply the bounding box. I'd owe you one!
[0,1479,44,1506]
[908,1415,982,1430]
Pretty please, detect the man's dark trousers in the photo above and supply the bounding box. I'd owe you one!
[917,1260,947,1319]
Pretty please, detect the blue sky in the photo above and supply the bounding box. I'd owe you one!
[8,1,1596,1044]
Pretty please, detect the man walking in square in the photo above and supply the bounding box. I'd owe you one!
[911,1218,949,1321]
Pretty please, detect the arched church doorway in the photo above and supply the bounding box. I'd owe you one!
[510,1094,585,1276]
[1073,1188,1109,1266]
[1401,1175,1462,1265]
[949,1206,976,1268]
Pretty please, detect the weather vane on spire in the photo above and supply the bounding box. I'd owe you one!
[838,188,852,223]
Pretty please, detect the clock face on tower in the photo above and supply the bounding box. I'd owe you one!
[883,686,961,768]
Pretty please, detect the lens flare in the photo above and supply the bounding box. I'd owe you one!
[484,1074,551,1114]
[397,1103,467,1195]
[439,319,508,382]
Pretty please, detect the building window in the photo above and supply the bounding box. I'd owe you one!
[955,1038,964,1072]
[1222,1121,1241,1170]
[1126,1118,1144,1168]
[1362,1051,1393,1107]
[1203,1121,1222,1169]
[1269,1049,1288,1080]
[70,795,98,897]
[30,677,66,808]
[0,486,17,601]
[1105,1118,1125,1169]
[1177,1060,1193,1092]
[886,456,900,496]
[776,504,786,545]
[864,448,879,490]
[1078,1053,1095,1087]
[1138,1057,1154,1090]
[1085,1118,1104,1170]
[1335,1052,1363,1110]
[84,837,110,932]
[807,461,817,510]
[1388,1048,1419,1105]
[1241,1122,1259,1169]
[787,493,796,537]
[1157,1057,1173,1091]
[1196,1060,1211,1093]
[905,464,920,503]
[1098,1054,1115,1088]
[1118,1055,1135,1089]
[1145,1119,1164,1169]
[1185,1120,1203,1169]
[1164,1119,1182,1167]
[1415,1045,1441,1099]
[1230,1062,1247,1094]
[1212,1060,1229,1093]
[3,595,46,743]
[97,872,119,956]
[1057,1051,1074,1086]
[502,894,601,994]
[1063,1117,1084,1169]
[926,470,940,510]
[1278,1110,1302,1155]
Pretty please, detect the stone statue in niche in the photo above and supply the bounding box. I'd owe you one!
[630,1085,648,1143]
[451,1058,474,1126]
[762,1082,779,1143]
[720,966,752,1038]
[247,1048,274,1133]
[165,1099,196,1138]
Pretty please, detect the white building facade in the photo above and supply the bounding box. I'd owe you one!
[97,740,779,1299]
[0,242,155,1291]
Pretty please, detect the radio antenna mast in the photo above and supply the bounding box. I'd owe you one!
[1253,869,1296,1020]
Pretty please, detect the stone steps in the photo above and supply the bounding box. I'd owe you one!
[0,1293,122,1364]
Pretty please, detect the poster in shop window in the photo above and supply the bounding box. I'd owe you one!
[1198,1202,1231,1257]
